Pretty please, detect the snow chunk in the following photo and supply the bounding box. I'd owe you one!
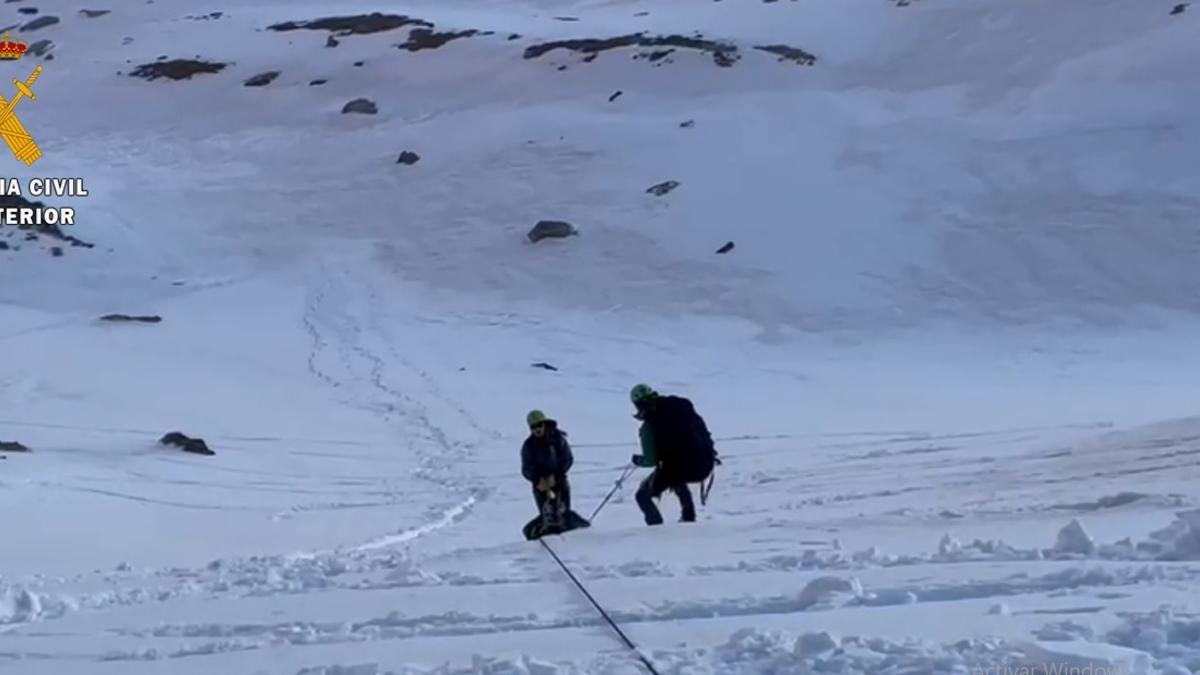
[1139,508,1200,560]
[1054,518,1096,555]
[797,575,863,610]
[794,631,840,657]
[939,533,962,555]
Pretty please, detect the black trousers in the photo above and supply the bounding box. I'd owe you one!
[635,469,695,525]
[532,474,571,511]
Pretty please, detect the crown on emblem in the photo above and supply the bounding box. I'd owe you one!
[0,33,28,60]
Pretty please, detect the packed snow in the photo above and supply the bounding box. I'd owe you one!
[2,0,1199,673]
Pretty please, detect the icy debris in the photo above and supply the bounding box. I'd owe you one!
[1020,640,1153,675]
[1054,519,1097,555]
[464,655,561,675]
[296,665,382,675]
[860,588,917,606]
[797,575,863,610]
[1034,620,1096,642]
[939,533,962,555]
[793,631,839,657]
[1137,509,1200,560]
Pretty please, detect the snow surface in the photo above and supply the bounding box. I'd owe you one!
[2,0,1200,673]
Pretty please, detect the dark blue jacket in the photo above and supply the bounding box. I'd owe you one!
[521,421,574,482]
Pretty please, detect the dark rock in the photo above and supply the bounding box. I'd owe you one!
[608,90,622,102]
[557,65,567,71]
[0,241,9,250]
[646,180,680,196]
[508,33,521,40]
[17,7,36,15]
[326,35,339,47]
[716,241,734,254]
[267,13,431,36]
[99,314,162,323]
[353,60,364,66]
[635,11,649,16]
[49,245,62,256]
[754,44,817,65]
[527,220,578,243]
[0,195,94,247]
[309,79,327,86]
[244,70,280,87]
[396,151,420,165]
[1171,3,1188,14]
[160,431,214,456]
[646,48,674,62]
[532,362,559,371]
[0,441,30,452]
[680,119,695,128]
[129,58,227,80]
[27,38,52,57]
[524,33,739,68]
[342,97,376,114]
[19,14,57,31]
[79,9,110,17]
[397,27,481,51]
[553,16,579,21]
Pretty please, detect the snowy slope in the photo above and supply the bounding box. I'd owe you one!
[2,0,1200,673]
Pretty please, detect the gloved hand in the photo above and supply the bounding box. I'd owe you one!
[630,454,646,467]
[545,475,556,488]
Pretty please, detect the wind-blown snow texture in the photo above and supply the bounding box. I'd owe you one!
[2,0,1199,673]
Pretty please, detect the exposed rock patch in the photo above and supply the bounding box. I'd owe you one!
[716,241,735,254]
[342,98,377,114]
[524,33,740,67]
[129,58,227,80]
[27,38,51,57]
[185,11,222,21]
[0,441,30,453]
[17,7,36,15]
[1171,3,1188,14]
[0,195,93,248]
[243,70,279,87]
[531,362,559,371]
[99,314,162,323]
[647,180,680,196]
[396,151,420,165]
[78,9,109,18]
[19,14,57,31]
[309,79,327,86]
[160,431,214,456]
[268,13,430,36]
[397,28,489,51]
[754,44,817,65]
[527,220,577,243]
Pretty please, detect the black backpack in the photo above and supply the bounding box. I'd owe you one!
[651,396,719,483]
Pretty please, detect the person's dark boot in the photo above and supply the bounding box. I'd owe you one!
[636,483,664,525]
[676,484,697,522]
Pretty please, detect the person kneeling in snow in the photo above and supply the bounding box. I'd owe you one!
[521,409,574,512]
[629,384,720,525]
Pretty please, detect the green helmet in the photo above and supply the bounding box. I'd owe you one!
[630,384,658,405]
[526,409,552,427]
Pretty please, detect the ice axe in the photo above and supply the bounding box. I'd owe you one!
[589,464,636,522]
